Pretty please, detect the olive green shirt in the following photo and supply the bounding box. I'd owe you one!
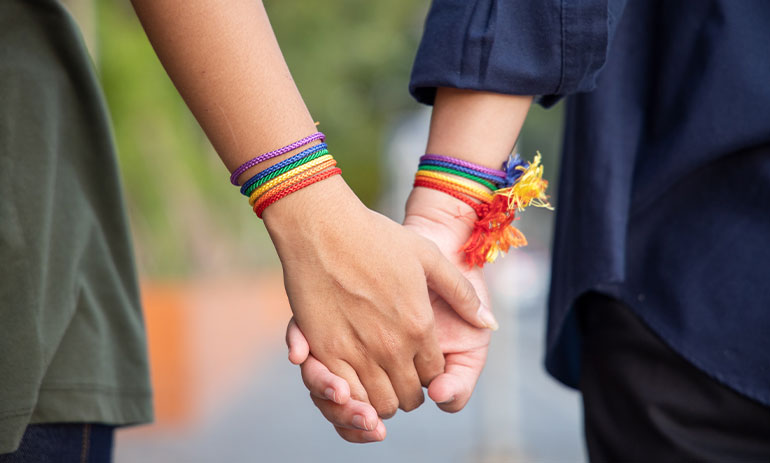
[0,0,153,453]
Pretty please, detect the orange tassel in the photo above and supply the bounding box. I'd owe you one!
[460,153,552,268]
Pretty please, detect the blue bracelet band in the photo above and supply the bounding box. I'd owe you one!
[240,143,328,196]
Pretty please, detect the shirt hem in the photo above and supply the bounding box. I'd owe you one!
[545,288,770,408]
[0,386,153,454]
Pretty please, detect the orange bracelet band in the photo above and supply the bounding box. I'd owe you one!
[255,167,342,218]
[252,158,337,210]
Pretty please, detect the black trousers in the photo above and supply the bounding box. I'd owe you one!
[578,293,770,462]
[0,424,114,463]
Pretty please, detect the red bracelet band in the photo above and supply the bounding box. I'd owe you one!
[254,167,342,218]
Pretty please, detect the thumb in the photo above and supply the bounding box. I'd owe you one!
[421,244,498,331]
[428,349,487,413]
[285,317,311,365]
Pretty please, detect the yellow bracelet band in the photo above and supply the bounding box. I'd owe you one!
[415,170,494,202]
[249,154,334,206]
[251,158,338,209]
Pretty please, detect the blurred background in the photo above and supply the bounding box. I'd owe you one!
[65,0,583,461]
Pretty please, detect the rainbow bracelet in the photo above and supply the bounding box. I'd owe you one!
[230,127,341,219]
[418,157,506,184]
[420,154,506,179]
[414,170,494,203]
[249,155,335,206]
[414,153,552,267]
[417,164,499,190]
[254,167,342,219]
[242,147,329,197]
[252,158,338,210]
[240,143,328,195]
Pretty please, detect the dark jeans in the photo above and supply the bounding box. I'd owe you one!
[0,424,114,463]
[578,293,770,462]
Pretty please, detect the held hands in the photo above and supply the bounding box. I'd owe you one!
[264,177,490,424]
[283,186,494,442]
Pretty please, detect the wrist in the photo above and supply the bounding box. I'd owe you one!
[404,186,477,239]
[262,175,363,253]
[427,88,532,170]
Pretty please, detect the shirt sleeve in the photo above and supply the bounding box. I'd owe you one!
[409,0,627,107]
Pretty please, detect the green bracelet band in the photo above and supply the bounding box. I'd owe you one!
[243,148,330,196]
[418,164,498,190]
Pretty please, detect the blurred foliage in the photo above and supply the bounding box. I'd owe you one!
[94,0,427,276]
[266,0,429,202]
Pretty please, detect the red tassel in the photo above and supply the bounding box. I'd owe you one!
[460,194,528,268]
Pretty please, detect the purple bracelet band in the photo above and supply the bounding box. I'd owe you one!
[230,132,326,185]
[420,154,506,178]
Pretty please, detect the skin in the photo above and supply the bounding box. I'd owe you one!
[129,0,499,418]
[288,88,534,442]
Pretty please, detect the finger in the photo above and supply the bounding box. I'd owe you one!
[427,350,487,413]
[384,360,425,413]
[326,359,369,405]
[355,363,399,419]
[300,355,350,405]
[333,420,387,444]
[286,317,310,365]
[421,244,497,330]
[310,394,379,431]
[413,328,445,387]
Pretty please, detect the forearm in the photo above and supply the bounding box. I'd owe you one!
[130,0,317,180]
[426,87,532,170]
[408,88,536,258]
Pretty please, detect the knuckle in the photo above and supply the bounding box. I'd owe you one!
[454,276,477,305]
[406,313,433,340]
[421,346,443,365]
[374,330,400,358]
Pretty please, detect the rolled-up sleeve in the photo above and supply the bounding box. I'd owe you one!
[409,0,626,107]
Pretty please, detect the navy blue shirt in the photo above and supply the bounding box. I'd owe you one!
[411,0,770,405]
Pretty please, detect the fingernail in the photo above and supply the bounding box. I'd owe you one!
[477,306,499,331]
[352,414,370,431]
[324,387,337,403]
[438,396,456,404]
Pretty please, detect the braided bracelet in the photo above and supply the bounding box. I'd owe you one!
[242,149,329,196]
[251,158,337,210]
[414,153,552,267]
[230,127,341,220]
[240,143,328,195]
[418,158,506,184]
[417,164,499,190]
[414,170,494,203]
[254,168,342,218]
[420,154,506,179]
[230,132,325,185]
[249,155,335,206]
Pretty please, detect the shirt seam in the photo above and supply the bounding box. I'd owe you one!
[555,0,567,95]
[39,384,152,397]
[0,408,33,420]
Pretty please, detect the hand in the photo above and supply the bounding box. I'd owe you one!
[265,177,489,420]
[285,186,494,442]
[404,187,493,411]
